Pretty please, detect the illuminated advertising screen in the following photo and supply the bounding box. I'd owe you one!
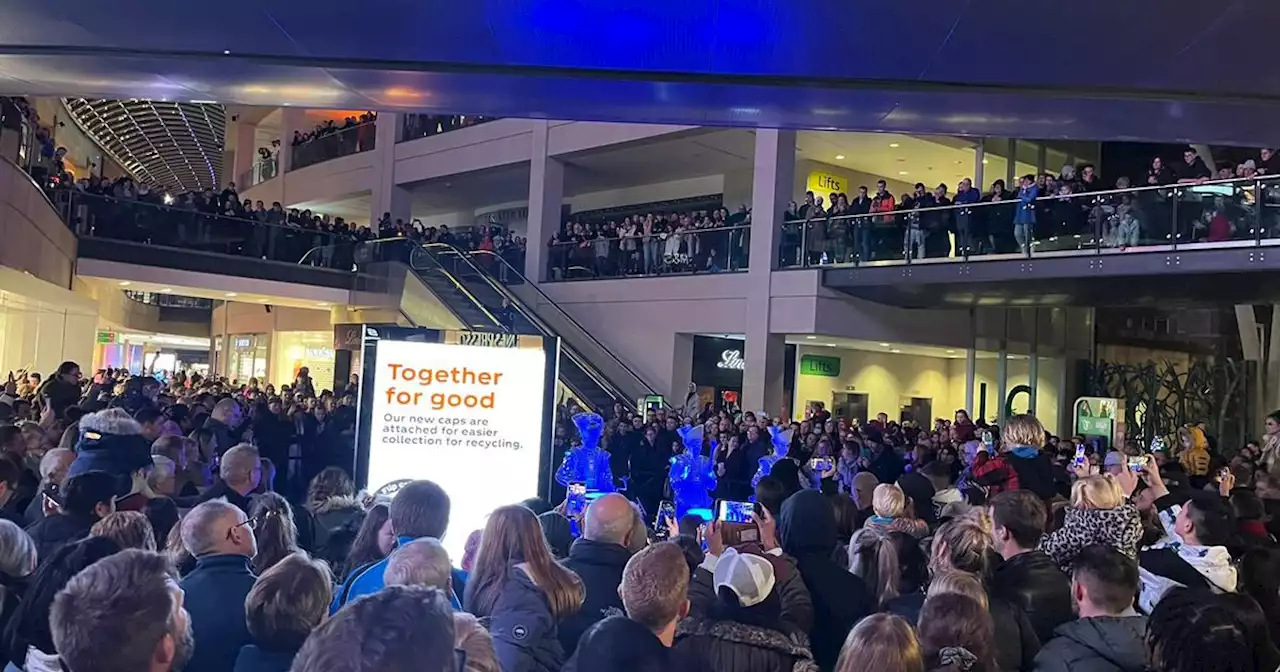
[356,327,558,561]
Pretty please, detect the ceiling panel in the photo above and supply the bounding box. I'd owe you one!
[62,98,225,192]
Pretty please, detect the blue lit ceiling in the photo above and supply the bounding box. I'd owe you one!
[62,99,224,193]
[1,0,1278,144]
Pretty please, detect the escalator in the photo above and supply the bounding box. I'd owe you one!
[362,242,640,414]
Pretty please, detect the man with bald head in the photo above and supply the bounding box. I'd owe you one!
[180,499,258,672]
[557,492,638,655]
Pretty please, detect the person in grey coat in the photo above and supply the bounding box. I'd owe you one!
[1033,545,1148,672]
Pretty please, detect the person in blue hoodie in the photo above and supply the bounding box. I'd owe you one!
[331,480,466,612]
[1014,174,1040,254]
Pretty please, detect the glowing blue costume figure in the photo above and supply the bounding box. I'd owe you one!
[554,412,615,493]
[752,425,794,488]
[669,425,716,520]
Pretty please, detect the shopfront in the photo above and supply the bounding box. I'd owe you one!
[225,333,269,383]
[691,336,796,415]
[270,331,336,392]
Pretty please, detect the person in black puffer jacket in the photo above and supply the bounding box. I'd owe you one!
[559,494,635,657]
[304,468,366,573]
[779,491,872,671]
[674,546,818,672]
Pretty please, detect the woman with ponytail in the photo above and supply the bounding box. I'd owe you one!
[849,530,928,621]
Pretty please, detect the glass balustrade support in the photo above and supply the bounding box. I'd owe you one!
[398,114,497,142]
[289,122,377,171]
[543,223,751,282]
[775,175,1280,268]
[238,157,279,188]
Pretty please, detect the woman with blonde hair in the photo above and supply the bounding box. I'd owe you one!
[1039,471,1142,571]
[834,613,924,672]
[463,505,584,672]
[453,612,500,672]
[979,413,1059,501]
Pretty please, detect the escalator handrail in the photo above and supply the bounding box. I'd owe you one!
[413,243,635,407]
[404,244,512,333]
[461,246,668,406]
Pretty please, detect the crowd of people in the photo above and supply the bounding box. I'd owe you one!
[289,113,377,169]
[1,356,1278,672]
[546,206,752,280]
[783,147,1280,266]
[399,114,496,143]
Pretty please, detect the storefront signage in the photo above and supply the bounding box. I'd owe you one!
[96,331,117,345]
[1073,396,1125,449]
[806,171,844,196]
[717,349,745,370]
[799,354,841,377]
[234,337,253,349]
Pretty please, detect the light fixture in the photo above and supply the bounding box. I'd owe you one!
[160,288,172,293]
[225,292,238,297]
[835,154,845,160]
[805,335,816,340]
[889,143,900,148]
[256,298,268,303]
[946,349,956,354]
[117,281,131,287]
[316,302,330,307]
[222,50,231,55]
[982,159,989,164]
[825,343,836,348]
[898,171,909,175]
[879,342,891,347]
[890,348,902,354]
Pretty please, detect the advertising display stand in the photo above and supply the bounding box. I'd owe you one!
[354,326,560,560]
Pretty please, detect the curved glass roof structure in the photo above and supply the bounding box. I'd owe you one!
[62,98,225,193]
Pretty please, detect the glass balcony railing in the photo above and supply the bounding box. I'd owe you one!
[778,175,1280,268]
[545,223,750,281]
[238,156,278,188]
[54,190,359,269]
[398,114,497,143]
[290,122,376,170]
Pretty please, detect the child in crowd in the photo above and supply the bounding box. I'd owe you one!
[1039,472,1142,571]
[860,483,928,539]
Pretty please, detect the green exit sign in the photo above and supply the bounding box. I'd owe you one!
[96,331,117,345]
[800,354,841,377]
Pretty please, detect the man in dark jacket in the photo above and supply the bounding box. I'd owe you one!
[559,493,636,655]
[203,398,243,458]
[179,499,258,672]
[988,490,1073,644]
[779,490,872,671]
[1034,545,1148,672]
[25,470,118,564]
[630,426,671,519]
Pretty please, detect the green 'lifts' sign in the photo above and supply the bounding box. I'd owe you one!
[799,354,841,377]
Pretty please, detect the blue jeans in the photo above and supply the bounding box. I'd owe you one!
[1014,222,1032,251]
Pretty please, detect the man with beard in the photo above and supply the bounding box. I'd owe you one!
[50,549,194,672]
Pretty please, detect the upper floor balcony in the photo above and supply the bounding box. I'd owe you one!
[290,120,377,170]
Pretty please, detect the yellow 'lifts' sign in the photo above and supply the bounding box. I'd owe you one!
[806,171,844,196]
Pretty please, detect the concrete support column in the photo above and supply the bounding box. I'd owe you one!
[526,121,564,283]
[996,309,1010,426]
[279,107,305,174]
[741,129,795,416]
[973,142,985,192]
[670,333,695,405]
[229,121,257,189]
[368,113,409,231]
[1029,308,1040,418]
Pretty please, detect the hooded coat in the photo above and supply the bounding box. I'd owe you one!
[779,491,872,672]
[1032,615,1148,672]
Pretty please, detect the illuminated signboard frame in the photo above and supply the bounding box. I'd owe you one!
[353,325,562,502]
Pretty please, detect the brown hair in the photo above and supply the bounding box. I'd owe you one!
[917,594,997,672]
[292,585,455,672]
[835,613,925,672]
[930,518,994,579]
[464,505,584,620]
[50,550,180,672]
[621,541,689,632]
[987,490,1047,548]
[926,570,989,609]
[453,612,499,672]
[249,491,299,574]
[91,511,157,552]
[307,467,356,512]
[245,552,333,650]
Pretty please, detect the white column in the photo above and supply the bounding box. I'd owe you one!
[279,107,305,174]
[368,112,409,231]
[973,142,985,192]
[1029,308,1040,417]
[996,309,1010,426]
[230,121,257,189]
[526,121,564,283]
[741,129,795,416]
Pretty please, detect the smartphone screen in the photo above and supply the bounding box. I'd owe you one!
[1073,445,1087,467]
[1128,456,1147,472]
[809,457,833,472]
[655,500,676,532]
[566,483,587,519]
[717,500,755,524]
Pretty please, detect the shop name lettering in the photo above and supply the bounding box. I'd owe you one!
[717,349,745,370]
[458,332,518,348]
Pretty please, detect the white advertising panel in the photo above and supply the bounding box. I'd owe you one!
[365,336,549,561]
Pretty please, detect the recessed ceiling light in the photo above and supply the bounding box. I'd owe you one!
[317,302,330,307]
[835,155,845,160]
[117,281,131,287]
[982,159,989,164]
[898,171,909,175]
[222,50,231,55]
[160,288,172,293]
[256,298,268,303]
[879,343,891,347]
[225,292,237,297]
[889,143,900,148]
[946,349,956,354]
[890,348,902,354]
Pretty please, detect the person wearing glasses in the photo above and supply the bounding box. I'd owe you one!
[178,499,259,672]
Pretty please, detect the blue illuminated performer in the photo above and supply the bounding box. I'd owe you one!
[669,425,716,520]
[752,425,793,487]
[554,412,615,493]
